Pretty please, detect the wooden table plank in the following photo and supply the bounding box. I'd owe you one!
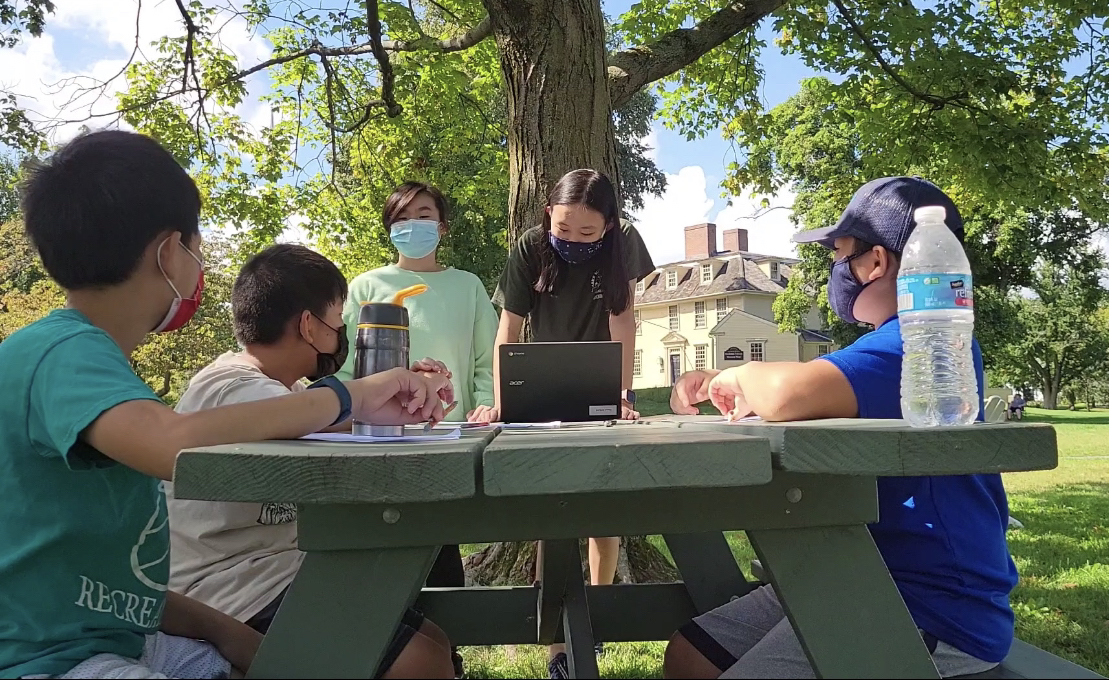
[482,427,772,496]
[296,472,878,551]
[645,417,1058,476]
[663,532,756,611]
[173,431,493,504]
[246,546,439,679]
[749,525,940,678]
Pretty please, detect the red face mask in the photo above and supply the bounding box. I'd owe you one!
[152,239,205,333]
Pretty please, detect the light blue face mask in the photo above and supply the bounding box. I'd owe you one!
[390,219,441,259]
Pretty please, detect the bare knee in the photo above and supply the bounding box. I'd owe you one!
[665,630,720,680]
[589,536,621,552]
[382,631,455,679]
[417,618,451,653]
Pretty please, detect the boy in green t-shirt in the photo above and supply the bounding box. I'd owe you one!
[0,130,451,679]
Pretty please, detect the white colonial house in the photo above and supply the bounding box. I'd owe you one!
[632,223,836,390]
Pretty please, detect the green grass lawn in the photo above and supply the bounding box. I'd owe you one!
[460,398,1109,678]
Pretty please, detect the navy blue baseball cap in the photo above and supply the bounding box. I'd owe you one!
[792,176,964,252]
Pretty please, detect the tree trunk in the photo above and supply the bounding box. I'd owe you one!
[473,0,677,587]
[482,0,620,240]
[463,538,680,587]
[1041,385,1059,410]
[155,371,172,398]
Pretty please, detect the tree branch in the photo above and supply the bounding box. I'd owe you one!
[51,8,492,128]
[174,0,212,151]
[384,14,492,52]
[830,0,972,111]
[607,0,787,109]
[208,13,490,82]
[364,0,402,117]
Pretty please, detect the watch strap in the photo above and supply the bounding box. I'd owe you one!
[307,375,353,426]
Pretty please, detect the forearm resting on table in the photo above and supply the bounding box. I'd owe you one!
[84,387,345,481]
[738,359,857,421]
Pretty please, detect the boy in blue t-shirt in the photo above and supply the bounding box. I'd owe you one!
[0,130,452,679]
[665,177,1017,678]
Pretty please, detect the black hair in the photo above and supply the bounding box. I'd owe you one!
[19,129,202,290]
[232,244,347,345]
[383,181,449,230]
[536,169,630,314]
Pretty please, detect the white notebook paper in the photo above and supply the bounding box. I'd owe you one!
[300,428,462,443]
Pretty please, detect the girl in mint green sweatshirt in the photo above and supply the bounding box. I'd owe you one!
[336,182,494,677]
[337,181,498,420]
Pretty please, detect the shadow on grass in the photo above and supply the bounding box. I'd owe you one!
[1022,413,1109,426]
[1007,482,1109,676]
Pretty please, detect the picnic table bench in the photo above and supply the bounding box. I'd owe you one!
[172,416,1101,679]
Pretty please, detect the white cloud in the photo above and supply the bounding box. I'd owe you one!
[277,214,311,245]
[630,165,799,265]
[630,165,715,265]
[0,0,272,144]
[714,184,799,258]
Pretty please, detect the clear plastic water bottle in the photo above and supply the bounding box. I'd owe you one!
[897,205,980,427]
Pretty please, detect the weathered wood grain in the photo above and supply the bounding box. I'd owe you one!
[295,472,878,551]
[173,432,493,504]
[482,427,772,496]
[646,417,1058,476]
[749,525,940,678]
[247,546,438,678]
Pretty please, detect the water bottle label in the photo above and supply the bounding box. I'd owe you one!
[896,273,973,312]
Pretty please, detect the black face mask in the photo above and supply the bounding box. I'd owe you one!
[306,315,349,381]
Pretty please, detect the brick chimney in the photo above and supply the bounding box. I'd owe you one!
[684,223,717,260]
[722,228,749,253]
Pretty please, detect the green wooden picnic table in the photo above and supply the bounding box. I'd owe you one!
[172,417,1058,680]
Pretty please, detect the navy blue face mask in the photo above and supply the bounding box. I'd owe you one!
[827,251,873,324]
[549,231,604,264]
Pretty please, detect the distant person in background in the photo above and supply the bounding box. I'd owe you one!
[476,168,656,680]
[337,181,496,678]
[1008,393,1025,420]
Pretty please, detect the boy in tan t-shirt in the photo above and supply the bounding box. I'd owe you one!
[167,243,455,679]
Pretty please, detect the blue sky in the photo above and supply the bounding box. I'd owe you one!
[2,1,820,262]
[604,0,817,203]
[596,1,821,262]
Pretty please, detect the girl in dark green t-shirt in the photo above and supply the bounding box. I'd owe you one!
[472,168,655,679]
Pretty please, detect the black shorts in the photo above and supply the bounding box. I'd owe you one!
[246,587,425,678]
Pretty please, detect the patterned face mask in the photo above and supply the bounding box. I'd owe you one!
[549,231,603,264]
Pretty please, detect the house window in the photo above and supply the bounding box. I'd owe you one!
[817,343,830,356]
[635,280,645,295]
[695,344,707,371]
[634,310,642,336]
[668,305,679,330]
[715,297,728,322]
[666,270,678,289]
[769,261,780,281]
[750,341,765,362]
[633,350,643,377]
[694,301,706,328]
[700,263,713,284]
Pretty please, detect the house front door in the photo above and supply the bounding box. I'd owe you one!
[669,351,682,386]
